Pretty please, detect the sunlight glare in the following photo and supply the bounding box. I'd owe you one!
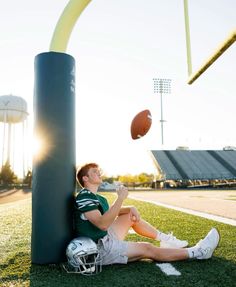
[33,136,43,157]
[33,135,50,162]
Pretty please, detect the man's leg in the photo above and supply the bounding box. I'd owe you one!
[110,214,189,262]
[132,218,159,239]
[126,227,220,262]
[111,213,188,248]
[111,216,219,262]
[111,213,157,240]
[126,241,189,262]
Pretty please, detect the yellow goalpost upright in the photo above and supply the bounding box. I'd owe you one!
[183,0,236,85]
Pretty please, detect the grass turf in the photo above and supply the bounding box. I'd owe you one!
[0,193,236,287]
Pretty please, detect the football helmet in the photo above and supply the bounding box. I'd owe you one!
[65,237,102,275]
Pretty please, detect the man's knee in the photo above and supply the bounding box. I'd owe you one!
[126,241,155,262]
[138,242,154,257]
[121,212,143,227]
[118,213,134,226]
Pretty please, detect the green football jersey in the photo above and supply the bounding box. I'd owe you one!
[74,189,109,242]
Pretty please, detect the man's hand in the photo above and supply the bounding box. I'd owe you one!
[116,185,129,201]
[130,206,140,222]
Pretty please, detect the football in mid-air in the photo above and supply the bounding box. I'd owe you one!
[130,109,152,140]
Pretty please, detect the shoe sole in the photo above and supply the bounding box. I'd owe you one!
[212,227,221,248]
[215,227,221,245]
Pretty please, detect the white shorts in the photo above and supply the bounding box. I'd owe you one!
[97,227,129,265]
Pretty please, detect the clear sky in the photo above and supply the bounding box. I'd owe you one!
[0,0,235,177]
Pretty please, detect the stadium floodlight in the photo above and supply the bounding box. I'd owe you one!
[153,78,171,145]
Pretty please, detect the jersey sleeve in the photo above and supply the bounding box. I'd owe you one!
[75,189,100,213]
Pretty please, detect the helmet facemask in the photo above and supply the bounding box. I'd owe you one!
[71,252,102,275]
[64,237,102,275]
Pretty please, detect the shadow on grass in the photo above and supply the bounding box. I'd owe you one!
[29,258,236,287]
[0,252,30,285]
[1,252,236,287]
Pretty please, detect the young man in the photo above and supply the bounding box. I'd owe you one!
[74,163,220,265]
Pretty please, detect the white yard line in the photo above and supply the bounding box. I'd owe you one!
[129,196,236,226]
[156,263,181,276]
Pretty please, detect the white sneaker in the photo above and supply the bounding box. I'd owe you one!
[160,232,188,248]
[196,228,220,260]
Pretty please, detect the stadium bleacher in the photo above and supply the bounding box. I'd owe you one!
[151,150,236,188]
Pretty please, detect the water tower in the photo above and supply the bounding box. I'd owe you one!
[0,95,28,177]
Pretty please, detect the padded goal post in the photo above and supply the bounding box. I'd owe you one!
[31,0,91,264]
[32,52,76,264]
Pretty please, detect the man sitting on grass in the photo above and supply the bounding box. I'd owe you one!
[74,163,220,265]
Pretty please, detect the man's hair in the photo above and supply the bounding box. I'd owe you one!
[76,163,99,187]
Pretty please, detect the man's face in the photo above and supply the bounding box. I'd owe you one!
[85,167,103,185]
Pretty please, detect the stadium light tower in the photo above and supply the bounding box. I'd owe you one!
[153,78,171,145]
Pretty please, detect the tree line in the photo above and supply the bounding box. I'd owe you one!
[0,162,156,188]
[0,162,32,187]
[103,173,155,188]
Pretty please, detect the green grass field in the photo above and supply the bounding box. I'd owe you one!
[0,193,236,287]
